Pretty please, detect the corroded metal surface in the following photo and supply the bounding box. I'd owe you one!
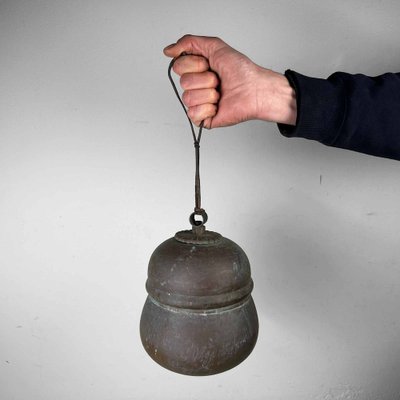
[140,228,259,376]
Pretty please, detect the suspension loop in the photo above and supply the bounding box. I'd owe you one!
[168,55,203,144]
[168,54,208,229]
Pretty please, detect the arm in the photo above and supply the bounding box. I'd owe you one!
[279,70,400,160]
[165,35,400,161]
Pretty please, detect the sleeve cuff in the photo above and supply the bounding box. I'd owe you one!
[277,70,347,146]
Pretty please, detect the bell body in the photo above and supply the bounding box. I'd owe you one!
[140,228,258,376]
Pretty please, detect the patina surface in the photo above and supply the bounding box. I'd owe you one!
[140,227,258,375]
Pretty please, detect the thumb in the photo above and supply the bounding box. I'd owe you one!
[163,43,180,57]
[163,35,198,58]
[163,34,224,59]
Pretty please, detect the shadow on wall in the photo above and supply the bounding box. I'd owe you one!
[253,192,400,399]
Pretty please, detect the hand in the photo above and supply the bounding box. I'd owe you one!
[164,35,297,129]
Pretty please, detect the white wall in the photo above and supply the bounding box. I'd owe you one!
[1,1,400,399]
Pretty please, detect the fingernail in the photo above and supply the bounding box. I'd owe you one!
[163,43,175,51]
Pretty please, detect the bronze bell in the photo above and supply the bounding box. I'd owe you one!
[140,213,259,375]
[140,55,259,375]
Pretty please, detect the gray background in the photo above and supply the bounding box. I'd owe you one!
[1,1,400,399]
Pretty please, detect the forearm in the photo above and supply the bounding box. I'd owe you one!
[164,35,400,161]
[278,70,400,160]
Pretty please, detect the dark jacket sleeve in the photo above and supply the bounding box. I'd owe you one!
[278,70,400,160]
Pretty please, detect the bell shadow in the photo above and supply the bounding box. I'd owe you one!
[251,193,400,392]
[253,195,358,334]
[366,352,400,400]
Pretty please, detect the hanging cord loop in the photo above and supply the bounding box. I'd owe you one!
[168,55,208,230]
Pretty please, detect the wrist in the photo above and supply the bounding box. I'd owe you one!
[255,67,297,125]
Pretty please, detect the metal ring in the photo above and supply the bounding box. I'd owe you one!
[189,210,208,227]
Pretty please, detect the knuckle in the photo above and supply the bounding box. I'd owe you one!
[179,34,194,51]
[196,56,208,71]
[208,72,219,87]
[182,91,191,106]
[206,103,216,114]
[212,73,220,86]
[211,89,220,103]
[180,74,190,89]
[172,62,181,75]
[206,104,217,118]
[172,57,187,75]
[187,106,197,120]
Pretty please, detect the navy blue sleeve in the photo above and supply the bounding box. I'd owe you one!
[278,70,400,160]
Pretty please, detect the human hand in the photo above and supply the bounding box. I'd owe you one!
[164,35,297,129]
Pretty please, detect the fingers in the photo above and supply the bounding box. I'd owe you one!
[181,78,220,127]
[164,35,224,128]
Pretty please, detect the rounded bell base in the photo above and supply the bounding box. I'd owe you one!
[140,295,259,376]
